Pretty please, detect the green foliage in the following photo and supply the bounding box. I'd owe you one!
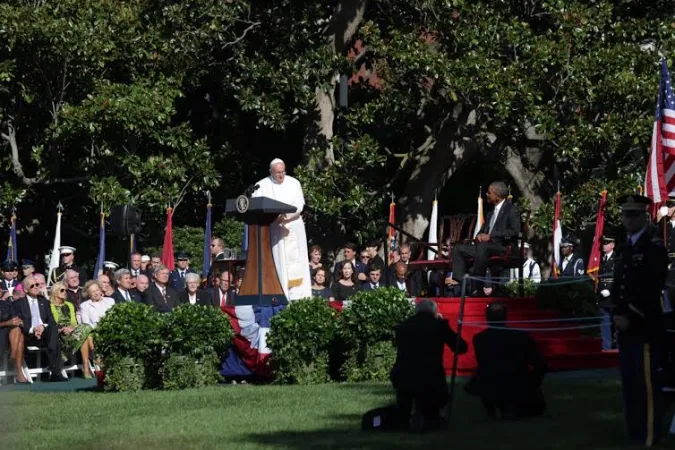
[267,297,339,384]
[159,355,203,391]
[161,304,234,360]
[103,356,145,393]
[212,217,246,252]
[341,340,396,383]
[95,302,164,361]
[535,279,598,318]
[340,288,413,346]
[503,279,539,297]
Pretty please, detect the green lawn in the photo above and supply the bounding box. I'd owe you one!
[1,374,673,450]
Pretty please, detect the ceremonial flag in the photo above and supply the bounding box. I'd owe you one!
[644,58,675,209]
[47,207,63,284]
[551,191,563,278]
[6,211,17,263]
[586,190,607,285]
[387,198,396,264]
[202,201,212,277]
[93,212,106,278]
[427,195,438,260]
[161,207,174,270]
[473,188,484,239]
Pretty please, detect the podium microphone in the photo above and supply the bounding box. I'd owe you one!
[245,183,260,197]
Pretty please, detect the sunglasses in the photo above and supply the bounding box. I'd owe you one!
[58,288,66,293]
[28,283,38,289]
[21,266,32,269]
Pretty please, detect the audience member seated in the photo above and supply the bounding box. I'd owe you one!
[392,262,420,297]
[144,266,180,313]
[179,273,215,306]
[80,280,115,329]
[9,283,25,301]
[308,245,324,272]
[311,268,335,301]
[13,276,67,381]
[135,274,150,300]
[362,264,386,290]
[64,269,84,311]
[49,282,94,378]
[0,295,29,383]
[364,241,386,273]
[465,302,547,419]
[213,270,235,308]
[332,261,360,301]
[391,299,468,431]
[112,269,141,303]
[97,272,116,297]
[451,182,520,296]
[334,243,367,283]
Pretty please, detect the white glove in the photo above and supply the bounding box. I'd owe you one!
[600,289,610,298]
[660,206,670,217]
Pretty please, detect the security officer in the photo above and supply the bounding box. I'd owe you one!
[612,194,668,447]
[50,246,87,286]
[597,234,616,351]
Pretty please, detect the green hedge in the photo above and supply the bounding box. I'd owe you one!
[95,303,234,392]
[535,278,598,318]
[267,288,413,385]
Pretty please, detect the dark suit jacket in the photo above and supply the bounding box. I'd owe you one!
[169,268,198,290]
[111,288,142,304]
[13,296,57,335]
[560,255,585,277]
[361,281,388,291]
[1,279,19,291]
[144,283,180,313]
[470,328,547,402]
[479,200,520,245]
[179,289,217,307]
[211,288,236,307]
[391,312,468,394]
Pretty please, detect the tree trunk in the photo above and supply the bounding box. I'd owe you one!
[502,146,546,210]
[305,0,368,167]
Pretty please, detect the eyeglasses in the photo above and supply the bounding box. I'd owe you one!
[28,283,38,289]
[58,288,66,293]
[21,266,32,269]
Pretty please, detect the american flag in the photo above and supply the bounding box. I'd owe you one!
[645,59,675,205]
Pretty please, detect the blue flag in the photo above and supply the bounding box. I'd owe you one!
[93,213,105,278]
[5,214,17,262]
[242,224,249,254]
[202,202,212,277]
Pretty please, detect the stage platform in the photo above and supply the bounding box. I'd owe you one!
[331,296,619,376]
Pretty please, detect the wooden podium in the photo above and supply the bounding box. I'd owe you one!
[225,196,296,306]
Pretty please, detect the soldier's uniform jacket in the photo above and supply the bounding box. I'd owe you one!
[51,264,87,287]
[657,217,675,287]
[611,229,668,342]
[597,252,615,294]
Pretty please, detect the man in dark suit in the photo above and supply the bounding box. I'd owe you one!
[111,269,142,303]
[391,299,468,431]
[170,251,197,290]
[451,181,520,295]
[212,270,236,308]
[144,266,180,313]
[179,273,217,306]
[13,276,67,381]
[1,260,20,292]
[391,262,420,297]
[362,264,387,291]
[611,195,669,447]
[465,302,547,419]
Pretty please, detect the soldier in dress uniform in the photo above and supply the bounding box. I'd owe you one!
[612,194,668,447]
[597,234,616,351]
[559,238,585,277]
[50,246,87,286]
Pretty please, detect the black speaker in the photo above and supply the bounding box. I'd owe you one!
[110,205,142,236]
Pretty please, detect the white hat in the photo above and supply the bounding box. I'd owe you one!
[103,261,119,270]
[523,242,530,249]
[59,246,76,254]
[141,255,150,262]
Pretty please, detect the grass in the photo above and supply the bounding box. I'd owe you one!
[0,373,673,450]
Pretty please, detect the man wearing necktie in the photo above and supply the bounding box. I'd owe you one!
[215,271,235,308]
[596,234,616,351]
[144,266,179,313]
[611,195,668,447]
[13,276,67,381]
[170,251,196,290]
[450,182,520,296]
[112,269,141,303]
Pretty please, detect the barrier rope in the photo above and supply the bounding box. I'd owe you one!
[467,274,596,287]
[458,315,604,325]
[457,322,603,332]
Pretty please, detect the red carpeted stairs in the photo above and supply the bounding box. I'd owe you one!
[430,296,620,376]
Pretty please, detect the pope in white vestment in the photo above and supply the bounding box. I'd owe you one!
[253,159,312,300]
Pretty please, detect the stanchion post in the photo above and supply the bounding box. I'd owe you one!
[447,273,469,426]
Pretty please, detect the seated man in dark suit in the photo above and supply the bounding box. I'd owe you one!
[391,262,421,297]
[391,299,468,431]
[179,273,217,306]
[465,302,547,419]
[111,269,142,303]
[362,264,387,290]
[13,276,67,381]
[144,266,180,313]
[451,182,520,295]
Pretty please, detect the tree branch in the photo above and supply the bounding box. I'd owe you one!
[172,176,194,213]
[222,21,261,49]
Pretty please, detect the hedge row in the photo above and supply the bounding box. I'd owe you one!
[95,303,234,392]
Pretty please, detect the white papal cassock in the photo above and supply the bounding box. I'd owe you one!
[253,175,312,300]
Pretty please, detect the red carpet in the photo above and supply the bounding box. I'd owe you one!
[430,296,619,375]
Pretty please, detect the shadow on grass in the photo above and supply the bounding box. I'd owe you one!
[235,380,672,450]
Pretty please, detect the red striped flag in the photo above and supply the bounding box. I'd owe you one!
[161,207,174,270]
[587,190,607,286]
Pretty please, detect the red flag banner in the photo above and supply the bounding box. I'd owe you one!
[387,200,396,265]
[586,190,607,286]
[161,207,174,270]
